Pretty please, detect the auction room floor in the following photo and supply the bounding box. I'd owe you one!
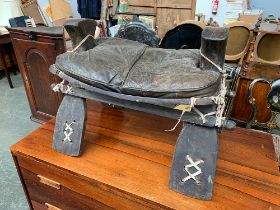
[0,73,39,210]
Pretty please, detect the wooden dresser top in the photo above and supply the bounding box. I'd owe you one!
[11,101,280,209]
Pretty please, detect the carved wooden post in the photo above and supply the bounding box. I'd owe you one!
[53,95,87,156]
[200,27,229,72]
[169,27,228,200]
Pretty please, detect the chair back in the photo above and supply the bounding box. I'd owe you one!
[160,20,204,49]
[253,32,280,65]
[225,21,251,64]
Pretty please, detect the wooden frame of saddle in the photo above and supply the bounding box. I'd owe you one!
[50,19,236,200]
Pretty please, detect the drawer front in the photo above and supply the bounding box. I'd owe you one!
[15,154,161,210]
[31,200,48,210]
[21,168,110,210]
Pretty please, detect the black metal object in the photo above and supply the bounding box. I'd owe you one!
[268,79,280,112]
[51,21,234,200]
[160,23,203,49]
[224,64,241,116]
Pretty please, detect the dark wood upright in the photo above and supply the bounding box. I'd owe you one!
[11,101,280,209]
[8,27,65,123]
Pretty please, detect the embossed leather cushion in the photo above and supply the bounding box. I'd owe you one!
[54,38,220,98]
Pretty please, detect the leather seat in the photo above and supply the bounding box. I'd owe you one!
[54,38,221,98]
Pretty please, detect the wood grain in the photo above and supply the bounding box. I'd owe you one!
[127,0,195,37]
[231,78,272,123]
[11,101,280,209]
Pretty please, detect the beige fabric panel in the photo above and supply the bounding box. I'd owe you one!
[226,26,250,56]
[257,34,280,62]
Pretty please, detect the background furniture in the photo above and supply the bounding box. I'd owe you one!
[0,32,17,88]
[160,20,204,49]
[11,101,280,209]
[121,0,196,38]
[230,23,280,126]
[224,21,252,116]
[115,19,160,47]
[8,27,65,123]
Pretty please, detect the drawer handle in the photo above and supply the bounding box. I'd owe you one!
[37,175,61,190]
[45,203,62,210]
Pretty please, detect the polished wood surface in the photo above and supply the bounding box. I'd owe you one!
[0,32,11,44]
[8,28,65,123]
[231,77,272,123]
[11,101,280,209]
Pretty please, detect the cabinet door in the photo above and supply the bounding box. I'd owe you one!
[12,38,63,122]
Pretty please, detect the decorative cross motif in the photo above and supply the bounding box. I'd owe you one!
[65,85,73,94]
[63,121,75,143]
[182,155,204,184]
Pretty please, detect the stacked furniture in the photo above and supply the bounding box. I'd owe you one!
[121,0,196,37]
[223,21,252,116]
[230,23,280,126]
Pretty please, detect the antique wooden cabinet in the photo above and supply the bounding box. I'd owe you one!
[11,101,280,209]
[8,27,65,123]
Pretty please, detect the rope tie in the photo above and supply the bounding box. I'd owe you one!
[200,50,227,127]
[165,50,228,131]
[52,80,73,94]
[53,80,65,92]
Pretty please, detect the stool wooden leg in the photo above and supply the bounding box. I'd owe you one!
[0,46,13,88]
[53,95,87,156]
[169,123,218,200]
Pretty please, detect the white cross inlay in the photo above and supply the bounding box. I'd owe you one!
[65,85,73,94]
[63,121,75,142]
[182,155,204,184]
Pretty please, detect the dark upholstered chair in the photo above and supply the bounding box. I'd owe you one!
[160,21,205,49]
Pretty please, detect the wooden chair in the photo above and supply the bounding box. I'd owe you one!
[225,21,252,64]
[253,32,280,65]
[224,21,252,116]
[160,20,205,49]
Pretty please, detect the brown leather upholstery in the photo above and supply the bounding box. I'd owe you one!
[53,38,221,98]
